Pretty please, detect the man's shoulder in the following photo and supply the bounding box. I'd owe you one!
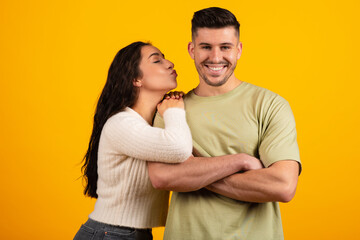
[182,82,288,107]
[184,89,195,98]
[245,82,278,97]
[244,82,288,105]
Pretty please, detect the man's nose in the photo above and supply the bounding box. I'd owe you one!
[209,48,221,63]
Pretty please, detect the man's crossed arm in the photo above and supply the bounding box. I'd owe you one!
[147,152,299,203]
[206,160,299,203]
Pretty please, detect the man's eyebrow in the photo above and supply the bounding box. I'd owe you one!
[220,42,235,46]
[148,52,165,59]
[198,42,234,46]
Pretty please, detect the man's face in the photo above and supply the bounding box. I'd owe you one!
[188,27,242,87]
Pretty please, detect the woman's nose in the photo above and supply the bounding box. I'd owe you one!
[166,59,174,69]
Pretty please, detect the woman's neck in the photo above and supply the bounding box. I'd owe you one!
[131,92,163,125]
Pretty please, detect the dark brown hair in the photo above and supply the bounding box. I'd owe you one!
[191,7,240,38]
[82,41,150,198]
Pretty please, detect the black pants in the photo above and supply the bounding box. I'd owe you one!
[73,218,153,240]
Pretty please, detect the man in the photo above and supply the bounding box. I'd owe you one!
[148,7,301,240]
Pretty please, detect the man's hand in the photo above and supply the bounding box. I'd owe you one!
[238,153,264,172]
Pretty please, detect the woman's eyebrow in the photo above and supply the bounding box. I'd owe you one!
[148,52,165,59]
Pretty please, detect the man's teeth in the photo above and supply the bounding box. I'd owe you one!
[208,66,224,71]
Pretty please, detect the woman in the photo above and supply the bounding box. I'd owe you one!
[74,41,192,240]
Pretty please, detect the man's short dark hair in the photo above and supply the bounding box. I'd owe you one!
[191,7,240,39]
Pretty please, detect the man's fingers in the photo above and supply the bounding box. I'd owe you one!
[192,147,202,157]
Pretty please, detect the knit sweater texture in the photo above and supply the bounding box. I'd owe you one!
[89,107,192,228]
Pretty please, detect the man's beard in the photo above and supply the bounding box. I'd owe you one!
[196,61,237,87]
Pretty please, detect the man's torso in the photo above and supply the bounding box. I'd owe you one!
[157,82,300,240]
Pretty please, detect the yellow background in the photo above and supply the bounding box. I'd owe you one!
[1,0,359,239]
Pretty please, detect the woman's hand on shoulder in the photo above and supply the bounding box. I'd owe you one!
[157,92,185,117]
[164,91,184,100]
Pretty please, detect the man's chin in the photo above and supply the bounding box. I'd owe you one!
[203,76,228,87]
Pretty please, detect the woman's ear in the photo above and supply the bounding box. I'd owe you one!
[133,79,142,87]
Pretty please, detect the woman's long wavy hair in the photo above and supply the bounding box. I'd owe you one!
[82,41,150,198]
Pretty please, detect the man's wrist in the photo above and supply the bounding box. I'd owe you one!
[229,153,246,172]
[237,153,249,172]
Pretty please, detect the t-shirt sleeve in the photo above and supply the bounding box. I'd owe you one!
[258,96,301,173]
[104,108,192,163]
[153,111,165,129]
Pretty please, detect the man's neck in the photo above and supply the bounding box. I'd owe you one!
[194,77,242,97]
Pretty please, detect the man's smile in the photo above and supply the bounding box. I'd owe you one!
[204,63,228,75]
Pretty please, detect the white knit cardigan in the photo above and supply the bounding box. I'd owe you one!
[89,107,192,228]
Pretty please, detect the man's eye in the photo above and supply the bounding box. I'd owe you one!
[154,60,161,63]
[202,46,211,50]
[221,46,230,50]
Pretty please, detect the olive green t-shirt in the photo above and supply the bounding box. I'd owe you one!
[154,82,301,240]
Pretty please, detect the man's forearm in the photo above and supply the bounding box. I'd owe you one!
[147,153,262,192]
[206,160,300,203]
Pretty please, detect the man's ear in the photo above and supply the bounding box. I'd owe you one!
[188,42,195,59]
[237,42,243,60]
[133,79,142,87]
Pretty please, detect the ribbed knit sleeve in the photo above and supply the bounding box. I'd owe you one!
[102,107,192,163]
[89,107,193,228]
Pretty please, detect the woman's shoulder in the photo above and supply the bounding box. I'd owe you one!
[103,107,146,132]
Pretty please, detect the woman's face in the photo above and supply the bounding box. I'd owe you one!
[136,45,177,92]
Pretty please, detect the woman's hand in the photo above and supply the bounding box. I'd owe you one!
[157,97,184,117]
[164,91,184,100]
